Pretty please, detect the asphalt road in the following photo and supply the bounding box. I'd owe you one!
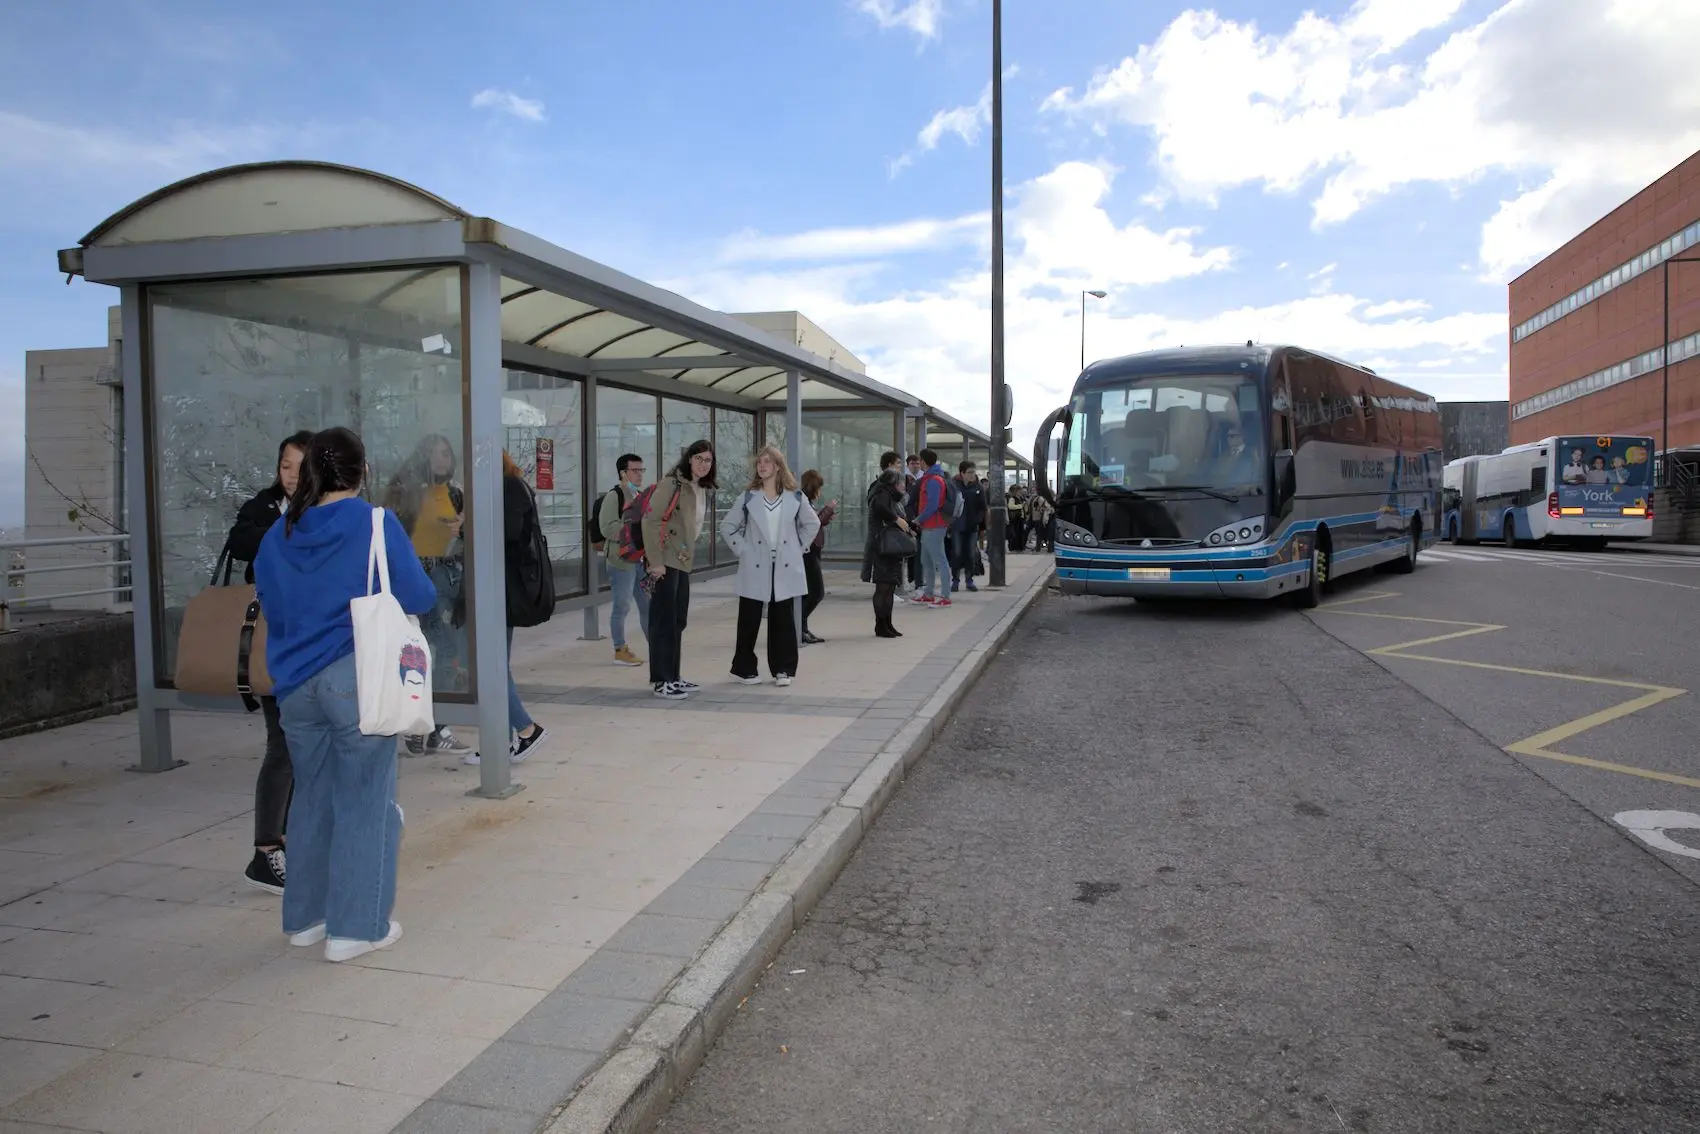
[659,546,1700,1134]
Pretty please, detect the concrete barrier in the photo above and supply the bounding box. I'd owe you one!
[0,614,136,739]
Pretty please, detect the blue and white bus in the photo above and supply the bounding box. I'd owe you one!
[1441,435,1654,548]
[1033,343,1443,608]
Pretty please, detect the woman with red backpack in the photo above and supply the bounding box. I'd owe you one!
[639,440,718,700]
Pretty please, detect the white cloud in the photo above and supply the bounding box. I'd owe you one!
[722,215,987,263]
[471,88,547,123]
[1042,0,1700,279]
[669,160,1503,455]
[1364,299,1430,318]
[857,0,944,40]
[917,83,991,150]
[0,110,280,175]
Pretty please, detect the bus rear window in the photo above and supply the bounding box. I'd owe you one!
[1556,437,1653,487]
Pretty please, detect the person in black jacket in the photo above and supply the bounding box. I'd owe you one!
[227,429,312,895]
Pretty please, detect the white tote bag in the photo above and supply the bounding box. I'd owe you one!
[351,507,436,737]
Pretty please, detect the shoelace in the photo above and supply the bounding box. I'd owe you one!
[265,848,287,883]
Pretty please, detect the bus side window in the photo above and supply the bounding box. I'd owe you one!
[1529,466,1546,496]
[1276,413,1292,451]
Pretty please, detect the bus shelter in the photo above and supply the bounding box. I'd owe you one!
[58,160,1016,799]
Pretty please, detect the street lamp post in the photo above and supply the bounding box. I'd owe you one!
[1080,289,1107,372]
[987,0,1008,588]
[1661,254,1700,484]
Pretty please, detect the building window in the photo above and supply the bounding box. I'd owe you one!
[1512,216,1700,343]
[1513,330,1700,421]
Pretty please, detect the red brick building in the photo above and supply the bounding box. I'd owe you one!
[1508,150,1700,455]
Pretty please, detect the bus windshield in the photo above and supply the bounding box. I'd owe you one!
[1556,436,1653,488]
[1066,374,1265,494]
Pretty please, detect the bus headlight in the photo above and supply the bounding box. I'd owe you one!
[1205,518,1265,546]
[1056,520,1098,548]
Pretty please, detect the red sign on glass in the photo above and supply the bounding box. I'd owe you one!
[535,438,555,490]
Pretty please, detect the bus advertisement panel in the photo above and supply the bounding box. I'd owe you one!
[1555,435,1654,518]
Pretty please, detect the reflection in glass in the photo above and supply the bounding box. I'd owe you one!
[147,267,471,697]
[792,412,897,556]
[714,410,755,564]
[595,387,658,507]
[664,398,714,559]
[503,369,586,598]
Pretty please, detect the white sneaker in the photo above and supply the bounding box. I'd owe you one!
[325,920,403,963]
[775,674,793,687]
[287,922,326,947]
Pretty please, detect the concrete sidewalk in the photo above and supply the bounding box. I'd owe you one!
[0,554,1053,1134]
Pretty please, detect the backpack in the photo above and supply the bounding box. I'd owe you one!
[507,481,556,628]
[616,480,679,564]
[924,472,962,522]
[587,485,625,547]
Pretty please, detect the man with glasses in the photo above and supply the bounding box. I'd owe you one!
[596,453,650,666]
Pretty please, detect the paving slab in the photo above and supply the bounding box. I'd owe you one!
[0,554,1053,1132]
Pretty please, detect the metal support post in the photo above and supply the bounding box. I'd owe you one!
[1664,259,1671,477]
[466,261,522,799]
[986,0,1009,588]
[580,372,604,641]
[120,286,181,772]
[786,370,804,648]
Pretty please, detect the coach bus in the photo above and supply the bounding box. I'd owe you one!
[1033,343,1443,608]
[1441,435,1654,548]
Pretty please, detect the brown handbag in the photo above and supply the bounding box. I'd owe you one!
[173,545,271,711]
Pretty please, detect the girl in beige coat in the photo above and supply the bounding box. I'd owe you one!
[643,439,717,700]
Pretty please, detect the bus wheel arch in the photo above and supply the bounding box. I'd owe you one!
[1388,517,1419,574]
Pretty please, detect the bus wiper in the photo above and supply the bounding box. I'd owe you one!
[1141,484,1241,503]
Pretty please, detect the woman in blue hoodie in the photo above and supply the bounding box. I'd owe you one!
[255,427,437,963]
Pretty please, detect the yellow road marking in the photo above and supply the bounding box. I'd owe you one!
[1314,590,1690,790]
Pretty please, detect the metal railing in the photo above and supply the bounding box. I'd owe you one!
[0,533,132,632]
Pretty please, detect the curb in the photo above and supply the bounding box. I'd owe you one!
[1608,541,1700,556]
[541,566,1054,1134]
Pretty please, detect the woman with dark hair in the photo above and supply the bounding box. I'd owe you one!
[643,439,717,700]
[226,429,313,894]
[798,469,837,646]
[255,427,437,963]
[862,458,912,638]
[463,450,550,766]
[383,434,471,756]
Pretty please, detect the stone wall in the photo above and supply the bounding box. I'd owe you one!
[0,614,136,739]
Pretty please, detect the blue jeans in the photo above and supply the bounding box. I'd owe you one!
[920,527,949,599]
[507,627,533,737]
[607,560,650,649]
[278,652,402,943]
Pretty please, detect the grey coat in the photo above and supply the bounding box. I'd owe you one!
[720,488,822,603]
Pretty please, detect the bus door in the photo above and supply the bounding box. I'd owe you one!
[1459,461,1479,540]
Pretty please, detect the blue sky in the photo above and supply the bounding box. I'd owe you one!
[4,0,1698,528]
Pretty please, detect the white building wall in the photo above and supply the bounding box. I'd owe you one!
[21,305,126,612]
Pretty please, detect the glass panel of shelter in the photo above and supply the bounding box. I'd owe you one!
[147,265,475,699]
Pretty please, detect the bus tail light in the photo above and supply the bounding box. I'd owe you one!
[1623,505,1649,518]
[1547,492,1560,519]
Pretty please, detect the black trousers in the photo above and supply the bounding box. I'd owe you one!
[647,567,692,684]
[952,531,978,580]
[1008,518,1026,552]
[733,573,799,679]
[872,582,897,634]
[801,550,824,631]
[255,696,293,847]
[906,549,920,586]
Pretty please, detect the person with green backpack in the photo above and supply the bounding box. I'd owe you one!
[591,453,649,668]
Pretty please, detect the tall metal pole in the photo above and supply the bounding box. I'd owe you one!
[1663,259,1671,481]
[1080,290,1086,373]
[986,0,1008,588]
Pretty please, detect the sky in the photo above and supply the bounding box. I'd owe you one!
[4,0,1699,530]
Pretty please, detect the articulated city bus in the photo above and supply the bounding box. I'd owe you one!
[1033,343,1443,608]
[1441,435,1654,548]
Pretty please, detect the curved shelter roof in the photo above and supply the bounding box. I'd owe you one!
[60,160,1023,464]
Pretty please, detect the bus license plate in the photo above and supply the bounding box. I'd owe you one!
[1590,522,1615,529]
[1127,567,1171,580]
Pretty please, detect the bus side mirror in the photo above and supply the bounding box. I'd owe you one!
[1274,449,1296,503]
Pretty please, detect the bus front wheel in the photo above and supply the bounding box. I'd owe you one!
[1293,538,1327,609]
[1502,517,1518,548]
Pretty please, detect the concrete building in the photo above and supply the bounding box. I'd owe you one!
[19,305,129,613]
[1440,400,1509,463]
[1508,149,1700,457]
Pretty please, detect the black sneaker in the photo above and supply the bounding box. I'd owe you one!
[403,734,426,756]
[677,679,700,691]
[512,726,549,763]
[653,682,689,700]
[244,847,286,895]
